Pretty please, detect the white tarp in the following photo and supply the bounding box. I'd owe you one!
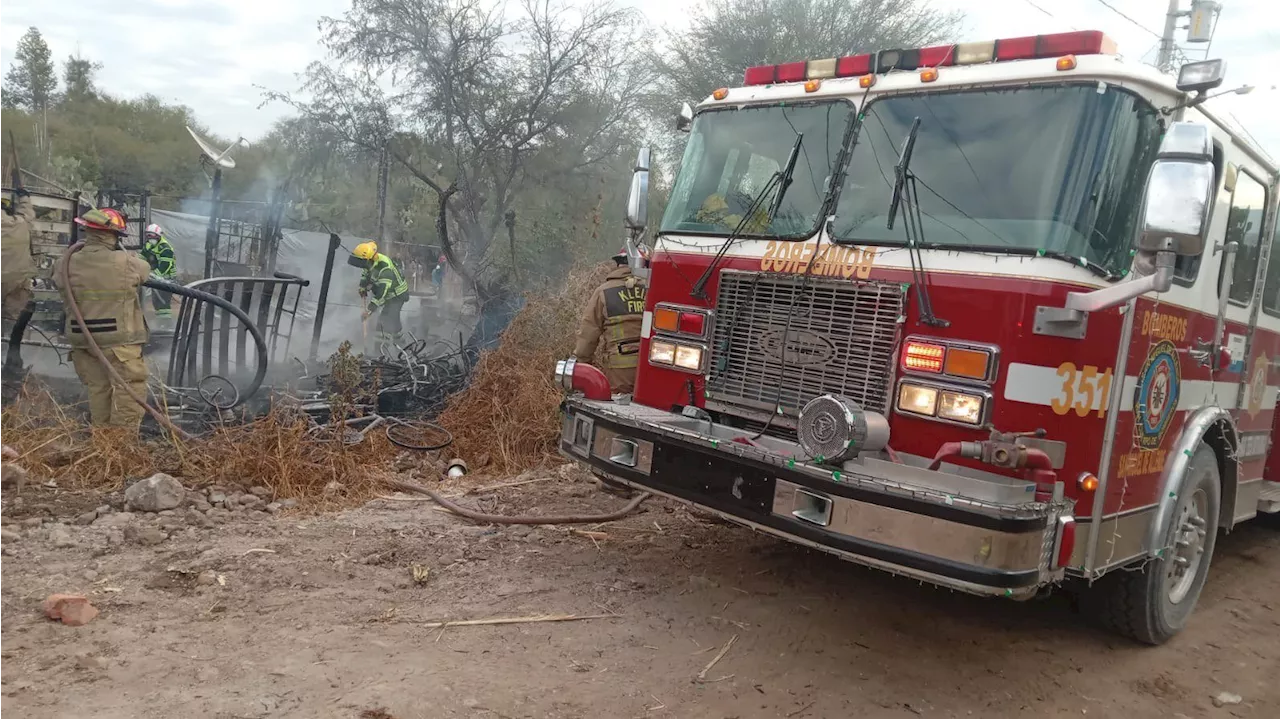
[149,210,375,354]
[147,210,471,356]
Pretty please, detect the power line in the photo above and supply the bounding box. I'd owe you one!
[1017,0,1081,30]
[1093,0,1163,40]
[1019,0,1057,20]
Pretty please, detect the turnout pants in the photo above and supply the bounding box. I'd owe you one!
[150,286,173,316]
[375,294,408,347]
[69,345,148,430]
[2,284,33,320]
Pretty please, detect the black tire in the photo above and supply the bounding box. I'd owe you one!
[1087,443,1221,645]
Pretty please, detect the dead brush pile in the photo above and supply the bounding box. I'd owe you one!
[1,380,400,508]
[2,263,612,500]
[437,262,611,475]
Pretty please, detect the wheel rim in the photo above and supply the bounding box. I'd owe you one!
[1165,487,1208,604]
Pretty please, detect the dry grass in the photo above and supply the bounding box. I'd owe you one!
[437,262,610,474]
[1,380,402,507]
[2,264,612,499]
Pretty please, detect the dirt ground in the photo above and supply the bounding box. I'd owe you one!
[2,466,1277,719]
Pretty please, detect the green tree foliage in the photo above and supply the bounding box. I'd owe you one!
[62,54,102,103]
[3,27,58,111]
[2,89,220,201]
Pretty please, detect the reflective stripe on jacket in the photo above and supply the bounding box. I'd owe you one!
[142,235,177,277]
[574,265,646,370]
[55,229,152,348]
[363,253,409,308]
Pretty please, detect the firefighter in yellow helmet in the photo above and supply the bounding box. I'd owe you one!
[573,247,647,394]
[2,185,38,371]
[694,193,770,234]
[349,241,409,351]
[54,208,153,430]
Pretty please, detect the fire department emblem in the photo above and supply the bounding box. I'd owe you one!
[1134,340,1181,450]
[1247,353,1268,418]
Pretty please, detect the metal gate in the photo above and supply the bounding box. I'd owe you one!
[166,274,309,389]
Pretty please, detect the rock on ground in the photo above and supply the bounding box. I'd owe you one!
[124,525,167,546]
[124,473,186,512]
[42,594,99,626]
[1,461,28,489]
[48,525,76,548]
[1212,692,1243,708]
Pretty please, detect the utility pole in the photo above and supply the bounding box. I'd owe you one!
[375,145,389,244]
[1157,0,1184,74]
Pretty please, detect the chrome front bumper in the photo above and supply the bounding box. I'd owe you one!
[560,398,1074,598]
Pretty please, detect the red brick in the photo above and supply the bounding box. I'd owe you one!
[42,594,98,626]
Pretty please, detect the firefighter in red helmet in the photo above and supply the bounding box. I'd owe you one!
[573,247,647,394]
[54,207,153,431]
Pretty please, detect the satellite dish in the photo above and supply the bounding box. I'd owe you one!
[186,126,248,170]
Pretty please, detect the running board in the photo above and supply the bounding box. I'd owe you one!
[1258,482,1280,513]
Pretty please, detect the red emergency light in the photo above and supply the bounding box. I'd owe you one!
[742,30,1117,87]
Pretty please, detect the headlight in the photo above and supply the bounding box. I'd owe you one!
[938,389,984,425]
[674,344,703,370]
[649,340,676,365]
[897,383,938,416]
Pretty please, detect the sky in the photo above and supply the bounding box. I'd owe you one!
[2,0,1278,159]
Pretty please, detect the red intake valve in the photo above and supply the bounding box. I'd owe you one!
[554,357,613,401]
[929,440,1058,499]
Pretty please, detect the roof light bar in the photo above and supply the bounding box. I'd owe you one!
[806,58,837,79]
[835,54,872,78]
[740,30,1115,87]
[955,41,996,65]
[743,64,776,86]
[776,61,806,83]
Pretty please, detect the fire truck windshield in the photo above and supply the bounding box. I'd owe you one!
[660,101,854,239]
[830,84,1163,277]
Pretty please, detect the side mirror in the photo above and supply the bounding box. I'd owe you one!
[1177,59,1225,93]
[676,102,693,133]
[1136,122,1216,256]
[625,147,650,231]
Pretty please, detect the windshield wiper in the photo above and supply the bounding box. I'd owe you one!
[691,133,804,300]
[887,117,949,328]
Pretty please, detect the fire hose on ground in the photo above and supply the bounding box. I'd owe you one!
[383,475,651,525]
[58,242,270,440]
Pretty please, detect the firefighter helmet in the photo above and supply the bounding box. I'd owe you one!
[75,208,128,235]
[145,223,164,239]
[348,241,379,269]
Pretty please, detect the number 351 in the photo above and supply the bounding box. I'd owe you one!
[1051,363,1113,418]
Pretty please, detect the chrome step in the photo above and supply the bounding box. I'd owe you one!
[1258,482,1280,513]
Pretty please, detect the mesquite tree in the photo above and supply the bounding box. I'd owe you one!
[265,0,653,287]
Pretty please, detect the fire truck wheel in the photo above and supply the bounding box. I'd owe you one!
[1089,442,1221,645]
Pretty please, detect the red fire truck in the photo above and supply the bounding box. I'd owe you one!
[554,30,1279,645]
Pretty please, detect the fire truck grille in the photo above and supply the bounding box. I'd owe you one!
[706,270,906,430]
